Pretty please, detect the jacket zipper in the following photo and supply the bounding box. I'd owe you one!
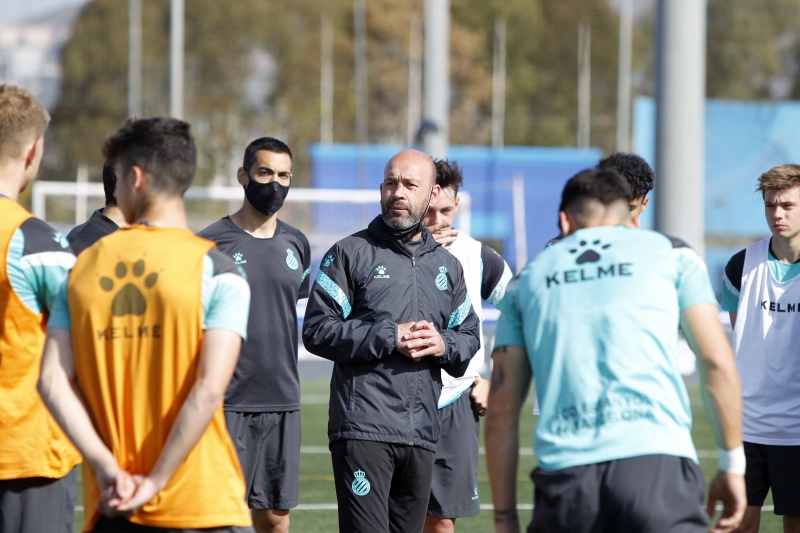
[409,255,419,445]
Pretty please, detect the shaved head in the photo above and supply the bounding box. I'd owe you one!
[384,149,437,191]
[380,149,438,238]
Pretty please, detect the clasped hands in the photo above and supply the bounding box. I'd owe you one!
[96,464,164,518]
[397,321,445,361]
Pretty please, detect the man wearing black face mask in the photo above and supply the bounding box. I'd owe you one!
[302,149,481,533]
[198,137,310,533]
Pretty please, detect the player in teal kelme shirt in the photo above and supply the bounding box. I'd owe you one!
[485,168,746,533]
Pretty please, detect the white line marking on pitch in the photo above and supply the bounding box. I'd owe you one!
[300,446,719,458]
[73,503,775,512]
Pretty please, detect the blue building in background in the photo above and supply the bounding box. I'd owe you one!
[633,97,800,297]
[310,143,602,271]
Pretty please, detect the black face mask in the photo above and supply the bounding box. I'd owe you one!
[381,216,424,242]
[244,173,289,216]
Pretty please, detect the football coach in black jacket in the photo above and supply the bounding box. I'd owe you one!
[303,149,481,533]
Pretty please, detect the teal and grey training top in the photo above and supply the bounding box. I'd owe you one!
[495,226,716,472]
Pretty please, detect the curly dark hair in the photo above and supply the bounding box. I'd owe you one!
[597,152,654,200]
[433,158,464,193]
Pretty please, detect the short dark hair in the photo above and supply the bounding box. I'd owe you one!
[597,152,654,200]
[102,117,196,196]
[433,158,464,194]
[102,160,117,205]
[560,167,632,215]
[242,137,292,172]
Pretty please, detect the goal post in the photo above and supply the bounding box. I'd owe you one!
[31,181,472,363]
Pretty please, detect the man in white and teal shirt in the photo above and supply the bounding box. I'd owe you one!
[722,164,800,533]
[423,159,513,533]
[485,167,746,533]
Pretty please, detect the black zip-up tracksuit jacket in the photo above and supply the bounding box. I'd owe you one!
[302,216,481,452]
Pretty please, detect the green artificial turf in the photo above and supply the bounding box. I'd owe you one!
[73,378,782,532]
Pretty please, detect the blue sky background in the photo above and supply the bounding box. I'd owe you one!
[0,0,88,24]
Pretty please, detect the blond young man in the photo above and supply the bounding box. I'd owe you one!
[0,84,81,533]
[722,164,800,533]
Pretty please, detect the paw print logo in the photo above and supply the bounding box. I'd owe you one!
[569,240,611,264]
[99,260,158,316]
[323,254,335,267]
[52,231,69,249]
[232,252,246,265]
[375,265,387,275]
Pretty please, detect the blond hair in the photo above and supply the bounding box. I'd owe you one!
[0,84,50,161]
[757,164,800,195]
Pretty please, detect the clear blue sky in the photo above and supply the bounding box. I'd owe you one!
[0,0,89,24]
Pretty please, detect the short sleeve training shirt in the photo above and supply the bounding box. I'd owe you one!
[494,226,716,471]
[67,208,119,255]
[198,217,311,412]
[0,199,80,480]
[50,225,252,530]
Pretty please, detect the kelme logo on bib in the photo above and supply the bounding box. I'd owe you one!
[285,249,299,270]
[435,266,448,290]
[352,469,370,496]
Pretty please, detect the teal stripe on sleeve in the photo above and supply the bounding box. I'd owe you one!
[447,293,472,329]
[48,278,72,330]
[7,228,75,314]
[488,264,513,306]
[315,270,351,319]
[301,267,310,283]
[202,254,251,340]
[6,228,37,312]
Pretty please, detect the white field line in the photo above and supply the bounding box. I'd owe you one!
[288,503,766,512]
[75,503,775,512]
[71,449,738,513]
[299,445,719,458]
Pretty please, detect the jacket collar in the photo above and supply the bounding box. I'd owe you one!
[367,215,440,256]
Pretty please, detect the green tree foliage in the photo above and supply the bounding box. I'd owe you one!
[707,0,800,100]
[50,0,628,186]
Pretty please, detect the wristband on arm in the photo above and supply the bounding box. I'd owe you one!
[717,445,746,475]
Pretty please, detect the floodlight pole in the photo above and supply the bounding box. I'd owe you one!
[491,16,507,149]
[321,12,333,144]
[128,0,142,119]
[423,0,449,159]
[616,0,633,152]
[407,16,422,146]
[169,0,184,119]
[577,23,591,148]
[655,0,706,256]
[353,0,368,146]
